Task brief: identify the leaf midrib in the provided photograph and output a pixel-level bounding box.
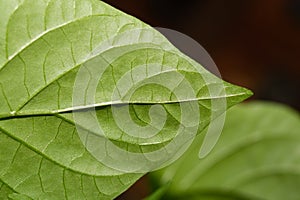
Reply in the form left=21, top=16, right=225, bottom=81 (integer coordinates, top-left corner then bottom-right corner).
left=0, top=92, right=248, bottom=121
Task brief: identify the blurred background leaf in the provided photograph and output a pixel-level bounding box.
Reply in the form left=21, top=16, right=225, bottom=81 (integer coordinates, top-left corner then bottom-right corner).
left=149, top=101, right=300, bottom=200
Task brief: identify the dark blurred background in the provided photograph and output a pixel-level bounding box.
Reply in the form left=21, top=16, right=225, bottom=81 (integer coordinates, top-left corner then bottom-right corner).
left=102, top=0, right=300, bottom=199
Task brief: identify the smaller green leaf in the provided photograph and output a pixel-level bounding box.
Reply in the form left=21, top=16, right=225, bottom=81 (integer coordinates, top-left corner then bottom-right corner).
left=150, top=101, right=300, bottom=200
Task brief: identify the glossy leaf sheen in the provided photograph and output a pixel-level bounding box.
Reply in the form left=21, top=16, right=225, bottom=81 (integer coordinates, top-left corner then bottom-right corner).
left=151, top=102, right=300, bottom=200
left=0, top=0, right=251, bottom=199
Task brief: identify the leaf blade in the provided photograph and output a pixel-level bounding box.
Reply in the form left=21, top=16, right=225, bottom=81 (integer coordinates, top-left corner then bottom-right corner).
left=0, top=0, right=252, bottom=198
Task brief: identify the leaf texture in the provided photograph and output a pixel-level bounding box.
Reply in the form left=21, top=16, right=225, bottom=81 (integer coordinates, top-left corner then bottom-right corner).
left=0, top=0, right=251, bottom=199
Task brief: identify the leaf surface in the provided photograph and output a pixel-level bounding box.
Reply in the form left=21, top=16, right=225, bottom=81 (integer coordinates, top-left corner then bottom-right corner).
left=0, top=0, right=251, bottom=199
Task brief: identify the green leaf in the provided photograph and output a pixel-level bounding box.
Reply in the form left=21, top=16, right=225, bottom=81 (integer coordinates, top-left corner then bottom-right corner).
left=150, top=102, right=300, bottom=200
left=0, top=0, right=251, bottom=199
